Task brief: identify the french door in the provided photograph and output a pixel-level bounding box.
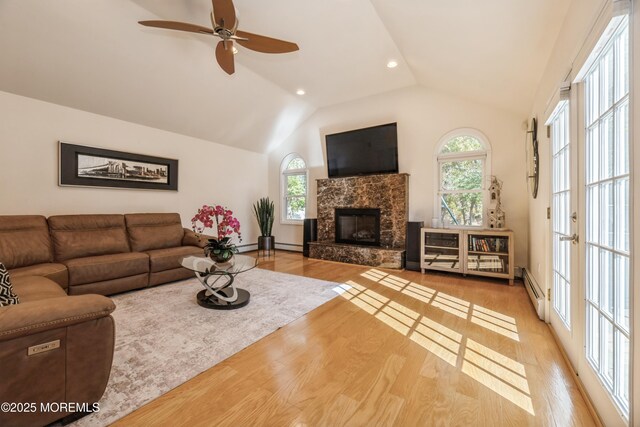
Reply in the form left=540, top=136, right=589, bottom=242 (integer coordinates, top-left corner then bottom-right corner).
left=548, top=14, right=631, bottom=425
left=577, top=16, right=631, bottom=423
left=549, top=99, right=581, bottom=366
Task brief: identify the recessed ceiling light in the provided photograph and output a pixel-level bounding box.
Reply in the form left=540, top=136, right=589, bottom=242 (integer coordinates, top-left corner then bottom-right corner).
left=232, top=46, right=238, bottom=55
left=387, top=60, right=398, bottom=69
left=296, top=89, right=306, bottom=96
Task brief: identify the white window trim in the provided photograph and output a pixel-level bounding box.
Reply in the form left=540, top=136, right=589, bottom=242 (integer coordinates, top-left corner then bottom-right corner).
left=433, top=128, right=492, bottom=229
left=280, top=153, right=308, bottom=225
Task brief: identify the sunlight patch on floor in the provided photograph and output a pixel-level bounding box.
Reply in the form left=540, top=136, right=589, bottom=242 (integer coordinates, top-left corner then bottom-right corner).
left=431, top=294, right=469, bottom=319
left=357, top=269, right=521, bottom=341
left=401, top=283, right=436, bottom=304
left=474, top=305, right=517, bottom=323
left=375, top=302, right=420, bottom=335
left=471, top=305, right=520, bottom=341
left=360, top=268, right=520, bottom=342
left=466, top=338, right=526, bottom=377
left=335, top=270, right=534, bottom=416
left=462, top=339, right=534, bottom=415
left=410, top=317, right=461, bottom=366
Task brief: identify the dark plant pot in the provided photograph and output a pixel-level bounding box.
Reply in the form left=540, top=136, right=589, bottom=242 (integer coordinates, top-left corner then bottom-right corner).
left=207, top=249, right=235, bottom=263
left=258, top=236, right=275, bottom=251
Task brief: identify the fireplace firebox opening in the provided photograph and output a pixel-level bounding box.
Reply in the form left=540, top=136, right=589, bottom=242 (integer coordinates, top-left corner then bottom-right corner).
left=335, top=208, right=381, bottom=246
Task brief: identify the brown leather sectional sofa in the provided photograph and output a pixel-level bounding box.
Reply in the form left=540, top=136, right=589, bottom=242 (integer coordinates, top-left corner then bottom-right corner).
left=0, top=213, right=205, bottom=426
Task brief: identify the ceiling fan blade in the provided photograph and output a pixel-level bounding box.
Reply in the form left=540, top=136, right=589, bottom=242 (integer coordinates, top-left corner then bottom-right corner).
left=139, top=20, right=213, bottom=35
left=215, top=40, right=235, bottom=75
left=212, top=0, right=236, bottom=29
left=234, top=30, right=299, bottom=54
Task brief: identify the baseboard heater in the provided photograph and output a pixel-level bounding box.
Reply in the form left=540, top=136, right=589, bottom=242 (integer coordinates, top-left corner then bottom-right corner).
left=523, top=269, right=545, bottom=320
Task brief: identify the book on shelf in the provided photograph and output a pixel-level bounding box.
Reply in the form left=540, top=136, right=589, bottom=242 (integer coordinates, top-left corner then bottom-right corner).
left=477, top=259, right=505, bottom=272
left=470, top=236, right=507, bottom=253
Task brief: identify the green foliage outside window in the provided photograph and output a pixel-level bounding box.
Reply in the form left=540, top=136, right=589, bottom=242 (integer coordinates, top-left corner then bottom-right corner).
left=283, top=155, right=307, bottom=221
left=287, top=157, right=306, bottom=170
left=439, top=136, right=485, bottom=226
left=441, top=136, right=483, bottom=153
left=441, top=193, right=483, bottom=226
left=441, top=159, right=483, bottom=191
left=286, top=174, right=306, bottom=219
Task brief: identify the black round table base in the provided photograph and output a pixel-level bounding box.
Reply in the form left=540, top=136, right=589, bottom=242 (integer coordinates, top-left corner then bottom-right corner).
left=196, top=288, right=250, bottom=310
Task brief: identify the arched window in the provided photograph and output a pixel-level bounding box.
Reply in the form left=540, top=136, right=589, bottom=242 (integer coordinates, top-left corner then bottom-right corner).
left=281, top=153, right=308, bottom=223
left=435, top=129, right=491, bottom=227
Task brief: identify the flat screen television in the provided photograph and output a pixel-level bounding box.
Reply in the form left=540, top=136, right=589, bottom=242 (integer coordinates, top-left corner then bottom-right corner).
left=325, top=122, right=398, bottom=178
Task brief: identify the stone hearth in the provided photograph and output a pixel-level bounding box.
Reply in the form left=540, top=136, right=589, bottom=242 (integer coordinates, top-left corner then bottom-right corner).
left=308, top=242, right=404, bottom=269
left=309, top=173, right=408, bottom=269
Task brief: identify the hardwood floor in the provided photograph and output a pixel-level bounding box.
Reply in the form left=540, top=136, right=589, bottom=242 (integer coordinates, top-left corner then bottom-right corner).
left=115, top=251, right=596, bottom=426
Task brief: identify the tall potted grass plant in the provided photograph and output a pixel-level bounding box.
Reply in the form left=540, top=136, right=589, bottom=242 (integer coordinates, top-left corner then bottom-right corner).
left=253, top=197, right=275, bottom=253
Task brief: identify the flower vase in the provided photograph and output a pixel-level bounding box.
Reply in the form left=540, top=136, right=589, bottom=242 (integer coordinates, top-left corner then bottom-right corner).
left=209, top=248, right=235, bottom=264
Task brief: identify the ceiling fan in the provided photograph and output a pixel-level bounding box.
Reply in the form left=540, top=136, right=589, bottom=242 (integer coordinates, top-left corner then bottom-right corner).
left=139, top=0, right=299, bottom=75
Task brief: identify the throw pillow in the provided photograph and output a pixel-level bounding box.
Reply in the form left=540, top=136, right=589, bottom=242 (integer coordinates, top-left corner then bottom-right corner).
left=0, top=262, right=20, bottom=306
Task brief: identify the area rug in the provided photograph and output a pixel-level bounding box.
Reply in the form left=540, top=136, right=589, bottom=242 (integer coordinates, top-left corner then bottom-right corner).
left=72, top=268, right=340, bottom=426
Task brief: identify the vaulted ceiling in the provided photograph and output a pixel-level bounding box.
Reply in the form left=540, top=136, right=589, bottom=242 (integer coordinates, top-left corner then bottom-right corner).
left=0, top=0, right=571, bottom=153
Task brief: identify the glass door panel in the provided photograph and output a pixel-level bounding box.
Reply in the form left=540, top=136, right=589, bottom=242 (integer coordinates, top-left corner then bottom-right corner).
left=422, top=230, right=462, bottom=273
left=580, top=17, right=630, bottom=420
left=550, top=103, right=573, bottom=330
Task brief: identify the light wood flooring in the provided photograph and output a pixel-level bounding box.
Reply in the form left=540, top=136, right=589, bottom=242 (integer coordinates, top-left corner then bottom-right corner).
left=116, top=251, right=596, bottom=426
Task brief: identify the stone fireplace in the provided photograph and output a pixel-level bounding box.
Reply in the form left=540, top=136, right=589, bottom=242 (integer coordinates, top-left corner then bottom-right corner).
left=308, top=173, right=408, bottom=269
left=335, top=208, right=380, bottom=246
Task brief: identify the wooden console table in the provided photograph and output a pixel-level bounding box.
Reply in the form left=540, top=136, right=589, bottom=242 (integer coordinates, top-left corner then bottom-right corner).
left=420, top=228, right=515, bottom=285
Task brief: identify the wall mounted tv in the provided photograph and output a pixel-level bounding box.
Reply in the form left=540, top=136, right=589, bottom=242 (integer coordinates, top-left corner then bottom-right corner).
left=325, top=122, right=398, bottom=178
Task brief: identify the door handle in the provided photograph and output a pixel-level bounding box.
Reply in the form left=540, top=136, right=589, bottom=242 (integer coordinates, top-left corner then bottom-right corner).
left=559, top=234, right=579, bottom=244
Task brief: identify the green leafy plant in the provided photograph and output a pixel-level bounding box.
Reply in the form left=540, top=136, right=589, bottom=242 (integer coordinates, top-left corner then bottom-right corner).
left=253, top=197, right=274, bottom=237
left=203, top=236, right=237, bottom=263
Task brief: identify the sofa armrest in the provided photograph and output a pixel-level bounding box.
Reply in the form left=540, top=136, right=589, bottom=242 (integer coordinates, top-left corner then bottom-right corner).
left=182, top=228, right=215, bottom=248
left=0, top=295, right=115, bottom=341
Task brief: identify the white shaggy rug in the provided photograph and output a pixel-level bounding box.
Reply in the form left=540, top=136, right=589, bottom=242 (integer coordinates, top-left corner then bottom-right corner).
left=73, top=268, right=340, bottom=426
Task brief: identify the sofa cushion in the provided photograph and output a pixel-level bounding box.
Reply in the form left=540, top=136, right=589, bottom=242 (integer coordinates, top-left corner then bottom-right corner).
left=48, top=215, right=130, bottom=262
left=147, top=246, right=203, bottom=273
left=125, top=213, right=185, bottom=252
left=64, top=252, right=149, bottom=286
left=11, top=275, right=66, bottom=303
left=0, top=263, right=19, bottom=306
left=9, top=263, right=68, bottom=290
left=149, top=268, right=195, bottom=287
left=182, top=228, right=208, bottom=248
left=0, top=216, right=53, bottom=269
left=68, top=274, right=148, bottom=296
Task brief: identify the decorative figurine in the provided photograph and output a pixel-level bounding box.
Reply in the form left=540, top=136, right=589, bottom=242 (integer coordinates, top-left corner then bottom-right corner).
left=488, top=176, right=506, bottom=229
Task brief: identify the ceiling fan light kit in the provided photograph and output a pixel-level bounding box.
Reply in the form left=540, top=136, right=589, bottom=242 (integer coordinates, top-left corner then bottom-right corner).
left=138, top=0, right=299, bottom=75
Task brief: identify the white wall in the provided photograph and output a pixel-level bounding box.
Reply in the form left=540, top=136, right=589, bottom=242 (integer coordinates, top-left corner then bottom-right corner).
left=527, top=0, right=606, bottom=288
left=0, top=91, right=266, bottom=245
left=268, top=85, right=530, bottom=267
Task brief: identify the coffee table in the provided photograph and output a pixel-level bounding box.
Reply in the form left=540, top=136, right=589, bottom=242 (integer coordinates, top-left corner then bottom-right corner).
left=180, top=254, right=257, bottom=310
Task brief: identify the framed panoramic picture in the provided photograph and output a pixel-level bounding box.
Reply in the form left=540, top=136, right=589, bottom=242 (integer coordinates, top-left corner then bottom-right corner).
left=59, top=142, right=178, bottom=191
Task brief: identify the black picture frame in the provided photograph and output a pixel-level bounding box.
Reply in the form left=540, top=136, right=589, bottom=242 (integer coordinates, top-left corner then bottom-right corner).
left=59, top=142, right=178, bottom=191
